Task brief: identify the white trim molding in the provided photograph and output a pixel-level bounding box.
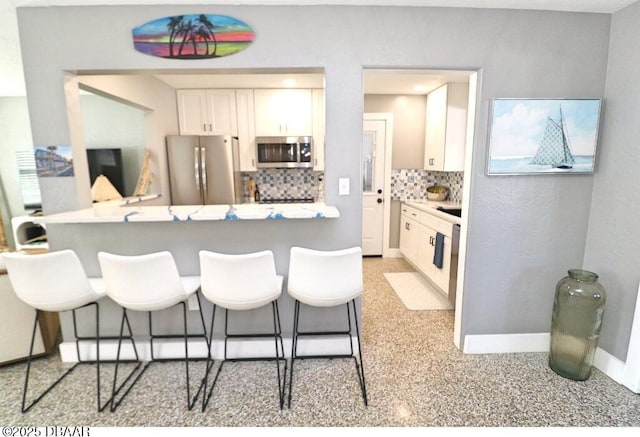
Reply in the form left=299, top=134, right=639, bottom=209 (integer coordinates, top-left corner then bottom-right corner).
left=621, top=282, right=640, bottom=393
left=463, top=332, right=550, bottom=354
left=462, top=332, right=635, bottom=392
left=59, top=336, right=359, bottom=362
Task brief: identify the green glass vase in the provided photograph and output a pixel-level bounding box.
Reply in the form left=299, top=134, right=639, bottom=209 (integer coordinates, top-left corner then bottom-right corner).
left=549, top=269, right=606, bottom=381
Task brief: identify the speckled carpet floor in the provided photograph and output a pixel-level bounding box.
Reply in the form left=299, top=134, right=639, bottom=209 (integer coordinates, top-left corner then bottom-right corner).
left=1, top=257, right=639, bottom=429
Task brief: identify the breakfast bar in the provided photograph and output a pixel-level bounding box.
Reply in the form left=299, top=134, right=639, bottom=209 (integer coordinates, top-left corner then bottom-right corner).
left=33, top=201, right=353, bottom=363
left=37, top=202, right=340, bottom=223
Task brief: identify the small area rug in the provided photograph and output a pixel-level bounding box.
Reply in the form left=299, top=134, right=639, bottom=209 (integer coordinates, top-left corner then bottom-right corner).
left=383, top=271, right=453, bottom=310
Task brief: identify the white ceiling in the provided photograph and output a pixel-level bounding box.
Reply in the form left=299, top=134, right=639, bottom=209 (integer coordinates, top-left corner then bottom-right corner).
left=1, top=0, right=637, bottom=96
left=7, top=0, right=638, bottom=13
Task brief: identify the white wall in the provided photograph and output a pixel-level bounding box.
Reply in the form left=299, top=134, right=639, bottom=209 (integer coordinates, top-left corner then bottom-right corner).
left=80, top=93, right=146, bottom=197
left=583, top=0, right=640, bottom=360
left=16, top=5, right=612, bottom=352
left=0, top=97, right=33, bottom=230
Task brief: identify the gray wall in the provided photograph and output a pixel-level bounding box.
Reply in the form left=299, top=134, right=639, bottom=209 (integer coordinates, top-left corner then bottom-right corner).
left=17, top=6, right=614, bottom=351
left=364, top=94, right=426, bottom=169
left=583, top=1, right=640, bottom=360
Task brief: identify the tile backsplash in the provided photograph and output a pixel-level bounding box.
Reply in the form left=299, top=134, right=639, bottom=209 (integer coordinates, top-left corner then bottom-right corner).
left=391, top=169, right=463, bottom=203
left=242, top=169, right=323, bottom=201
left=241, top=168, right=463, bottom=203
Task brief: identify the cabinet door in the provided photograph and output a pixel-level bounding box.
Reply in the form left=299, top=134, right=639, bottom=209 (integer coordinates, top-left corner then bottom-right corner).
left=177, top=89, right=209, bottom=135
left=399, top=216, right=419, bottom=265
left=399, top=208, right=420, bottom=265
left=424, top=83, right=468, bottom=172
left=1, top=274, right=46, bottom=364
left=429, top=233, right=452, bottom=294
left=424, top=84, right=447, bottom=170
left=177, top=89, right=238, bottom=136
left=236, top=89, right=257, bottom=172
left=205, top=89, right=238, bottom=136
left=254, top=89, right=313, bottom=136
left=312, top=88, right=325, bottom=171
left=417, top=225, right=435, bottom=277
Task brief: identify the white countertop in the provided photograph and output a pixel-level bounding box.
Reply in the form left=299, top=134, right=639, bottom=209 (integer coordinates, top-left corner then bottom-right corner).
left=403, top=200, right=462, bottom=225
left=33, top=202, right=340, bottom=224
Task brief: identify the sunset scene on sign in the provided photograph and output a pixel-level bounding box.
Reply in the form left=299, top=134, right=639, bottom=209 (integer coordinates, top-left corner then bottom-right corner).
left=132, top=14, right=255, bottom=59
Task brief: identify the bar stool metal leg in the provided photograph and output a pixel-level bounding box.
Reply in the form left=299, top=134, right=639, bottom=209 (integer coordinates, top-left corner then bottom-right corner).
left=22, top=310, right=78, bottom=413
left=109, top=308, right=146, bottom=412
left=21, top=302, right=118, bottom=413
left=287, top=299, right=368, bottom=408
left=202, top=302, right=287, bottom=411
left=350, top=299, right=368, bottom=406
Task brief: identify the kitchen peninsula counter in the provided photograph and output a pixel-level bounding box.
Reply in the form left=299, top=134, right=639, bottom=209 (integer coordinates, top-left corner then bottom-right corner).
left=37, top=199, right=347, bottom=362
left=34, top=202, right=340, bottom=224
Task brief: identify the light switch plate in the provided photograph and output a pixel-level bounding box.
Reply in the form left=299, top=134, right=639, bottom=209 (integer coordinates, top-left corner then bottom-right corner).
left=339, top=178, right=350, bottom=195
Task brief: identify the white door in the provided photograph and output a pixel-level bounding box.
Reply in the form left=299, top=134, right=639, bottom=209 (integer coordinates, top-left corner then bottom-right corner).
left=362, top=119, right=386, bottom=255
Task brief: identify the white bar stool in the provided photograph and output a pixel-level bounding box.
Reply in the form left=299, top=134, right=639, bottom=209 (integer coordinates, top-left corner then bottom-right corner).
left=97, top=250, right=209, bottom=412
left=286, top=246, right=368, bottom=407
left=2, top=249, right=132, bottom=413
left=198, top=249, right=286, bottom=411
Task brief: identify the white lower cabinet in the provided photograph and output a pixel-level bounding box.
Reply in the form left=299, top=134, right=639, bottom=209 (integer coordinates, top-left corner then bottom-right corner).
left=417, top=223, right=452, bottom=293
left=399, top=204, right=420, bottom=265
left=400, top=202, right=455, bottom=296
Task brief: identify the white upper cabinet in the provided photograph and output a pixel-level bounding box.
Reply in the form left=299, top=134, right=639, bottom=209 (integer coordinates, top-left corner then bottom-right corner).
left=175, top=87, right=323, bottom=172
left=235, top=89, right=257, bottom=172
left=253, top=89, right=313, bottom=137
left=177, top=89, right=238, bottom=136
left=424, top=83, right=468, bottom=172
left=312, top=88, right=325, bottom=171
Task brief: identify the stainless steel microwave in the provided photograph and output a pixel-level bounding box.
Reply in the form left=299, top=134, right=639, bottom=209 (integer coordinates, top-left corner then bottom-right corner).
left=256, top=136, right=313, bottom=169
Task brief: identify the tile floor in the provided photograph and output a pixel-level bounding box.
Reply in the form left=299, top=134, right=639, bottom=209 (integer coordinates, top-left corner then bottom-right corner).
left=0, top=257, right=639, bottom=429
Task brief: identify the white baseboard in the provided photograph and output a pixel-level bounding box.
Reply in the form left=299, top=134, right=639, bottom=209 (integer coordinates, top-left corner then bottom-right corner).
left=594, top=346, right=626, bottom=385
left=59, top=336, right=359, bottom=362
left=463, top=333, right=550, bottom=354
left=58, top=331, right=637, bottom=394
left=463, top=332, right=633, bottom=391
left=384, top=248, right=403, bottom=258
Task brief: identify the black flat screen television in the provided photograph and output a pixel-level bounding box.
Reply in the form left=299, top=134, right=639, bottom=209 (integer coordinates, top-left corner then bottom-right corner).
left=86, top=148, right=125, bottom=197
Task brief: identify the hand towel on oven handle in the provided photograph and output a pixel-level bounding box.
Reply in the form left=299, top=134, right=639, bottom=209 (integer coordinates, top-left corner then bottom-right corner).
left=433, top=232, right=445, bottom=269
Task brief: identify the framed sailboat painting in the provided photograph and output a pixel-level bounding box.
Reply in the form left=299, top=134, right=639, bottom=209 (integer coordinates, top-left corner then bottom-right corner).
left=487, top=98, right=602, bottom=175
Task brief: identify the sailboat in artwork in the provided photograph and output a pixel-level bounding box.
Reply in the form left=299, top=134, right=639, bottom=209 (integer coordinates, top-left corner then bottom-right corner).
left=530, top=106, right=575, bottom=169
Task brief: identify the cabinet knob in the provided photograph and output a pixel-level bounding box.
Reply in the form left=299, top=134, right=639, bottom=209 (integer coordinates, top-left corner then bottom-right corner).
left=377, top=189, right=382, bottom=194
left=377, top=198, right=383, bottom=204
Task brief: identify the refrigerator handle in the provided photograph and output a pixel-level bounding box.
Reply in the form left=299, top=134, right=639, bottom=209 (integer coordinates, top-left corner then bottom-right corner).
left=201, top=146, right=208, bottom=197
left=194, top=146, right=200, bottom=190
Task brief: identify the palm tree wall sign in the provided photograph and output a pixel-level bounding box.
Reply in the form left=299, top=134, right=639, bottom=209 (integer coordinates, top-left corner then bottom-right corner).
left=132, top=14, right=254, bottom=59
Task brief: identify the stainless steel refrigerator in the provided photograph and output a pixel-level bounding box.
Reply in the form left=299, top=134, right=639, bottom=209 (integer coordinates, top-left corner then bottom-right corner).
left=166, top=135, right=242, bottom=205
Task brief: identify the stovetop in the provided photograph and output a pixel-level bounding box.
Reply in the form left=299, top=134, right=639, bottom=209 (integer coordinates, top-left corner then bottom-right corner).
left=259, top=198, right=315, bottom=204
